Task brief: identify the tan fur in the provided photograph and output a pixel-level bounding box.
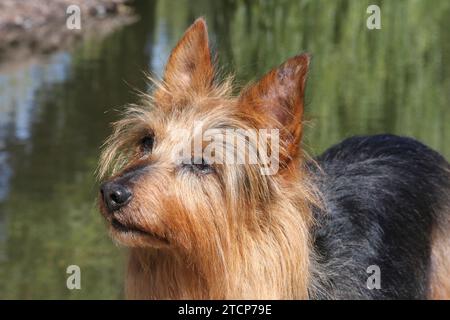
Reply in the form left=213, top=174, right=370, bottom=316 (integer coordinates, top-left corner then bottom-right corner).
left=99, top=18, right=321, bottom=299
left=429, top=211, right=450, bottom=300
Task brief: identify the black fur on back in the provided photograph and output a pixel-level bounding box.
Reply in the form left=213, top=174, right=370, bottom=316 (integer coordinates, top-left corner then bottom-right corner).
left=310, top=134, right=450, bottom=299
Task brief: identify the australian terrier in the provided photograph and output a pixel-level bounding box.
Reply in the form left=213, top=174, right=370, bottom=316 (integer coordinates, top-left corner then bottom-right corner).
left=98, top=18, right=450, bottom=299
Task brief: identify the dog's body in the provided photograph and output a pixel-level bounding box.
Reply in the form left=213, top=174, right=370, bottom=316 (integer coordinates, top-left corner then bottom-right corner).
left=311, top=134, right=450, bottom=299
left=98, top=18, right=450, bottom=299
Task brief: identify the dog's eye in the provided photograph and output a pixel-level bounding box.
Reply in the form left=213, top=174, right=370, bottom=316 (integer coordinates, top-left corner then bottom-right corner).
left=183, top=158, right=215, bottom=175
left=140, top=135, right=154, bottom=154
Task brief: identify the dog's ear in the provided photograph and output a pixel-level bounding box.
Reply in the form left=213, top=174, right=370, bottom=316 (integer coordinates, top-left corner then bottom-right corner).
left=160, top=18, right=214, bottom=96
left=238, top=54, right=310, bottom=160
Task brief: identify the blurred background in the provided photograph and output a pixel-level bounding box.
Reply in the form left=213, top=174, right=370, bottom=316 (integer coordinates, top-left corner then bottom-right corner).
left=0, top=0, right=449, bottom=299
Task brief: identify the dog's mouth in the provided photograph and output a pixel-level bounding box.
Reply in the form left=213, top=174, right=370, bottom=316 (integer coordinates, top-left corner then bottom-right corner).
left=110, top=218, right=169, bottom=246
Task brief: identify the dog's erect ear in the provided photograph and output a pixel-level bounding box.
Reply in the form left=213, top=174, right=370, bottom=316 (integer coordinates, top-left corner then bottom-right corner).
left=238, top=54, right=310, bottom=159
left=161, top=18, right=214, bottom=95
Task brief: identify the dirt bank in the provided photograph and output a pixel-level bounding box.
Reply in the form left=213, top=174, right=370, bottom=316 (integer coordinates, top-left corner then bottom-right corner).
left=0, top=0, right=136, bottom=70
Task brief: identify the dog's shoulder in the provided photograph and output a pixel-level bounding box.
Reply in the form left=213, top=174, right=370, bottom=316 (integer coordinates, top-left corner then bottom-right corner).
left=314, top=134, right=449, bottom=210
left=310, top=134, right=450, bottom=299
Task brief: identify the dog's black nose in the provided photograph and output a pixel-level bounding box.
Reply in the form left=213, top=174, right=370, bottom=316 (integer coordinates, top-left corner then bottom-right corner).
left=100, top=182, right=132, bottom=212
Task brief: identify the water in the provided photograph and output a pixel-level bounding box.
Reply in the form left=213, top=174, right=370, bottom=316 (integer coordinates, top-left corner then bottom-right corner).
left=0, top=0, right=449, bottom=299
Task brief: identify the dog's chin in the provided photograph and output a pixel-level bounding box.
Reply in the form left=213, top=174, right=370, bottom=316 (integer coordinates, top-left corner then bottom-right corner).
left=108, top=218, right=170, bottom=249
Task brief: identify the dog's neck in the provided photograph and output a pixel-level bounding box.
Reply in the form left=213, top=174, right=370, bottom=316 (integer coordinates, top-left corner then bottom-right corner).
left=125, top=195, right=315, bottom=299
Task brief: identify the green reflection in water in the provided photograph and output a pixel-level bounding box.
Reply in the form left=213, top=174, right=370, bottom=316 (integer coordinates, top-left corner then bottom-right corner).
left=0, top=0, right=449, bottom=299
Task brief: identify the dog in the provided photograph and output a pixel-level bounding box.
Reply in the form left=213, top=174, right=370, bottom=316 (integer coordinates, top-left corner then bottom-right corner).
left=98, top=18, right=450, bottom=299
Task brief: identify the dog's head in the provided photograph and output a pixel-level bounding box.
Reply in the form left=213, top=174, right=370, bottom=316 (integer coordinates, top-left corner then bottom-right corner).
left=98, top=18, right=311, bottom=255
